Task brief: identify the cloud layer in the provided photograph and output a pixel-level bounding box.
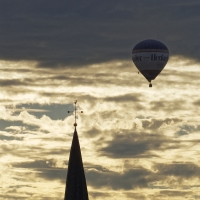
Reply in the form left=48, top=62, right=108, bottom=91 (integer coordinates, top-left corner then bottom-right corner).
left=1, top=0, right=200, bottom=67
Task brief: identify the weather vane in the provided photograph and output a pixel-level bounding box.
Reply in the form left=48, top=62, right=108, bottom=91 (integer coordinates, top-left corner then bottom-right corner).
left=68, top=100, right=83, bottom=127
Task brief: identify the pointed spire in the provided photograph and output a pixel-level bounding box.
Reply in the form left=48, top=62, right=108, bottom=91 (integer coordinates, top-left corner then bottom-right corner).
left=64, top=127, right=89, bottom=200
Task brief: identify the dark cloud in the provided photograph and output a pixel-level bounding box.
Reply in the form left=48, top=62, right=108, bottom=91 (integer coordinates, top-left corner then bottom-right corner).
left=150, top=99, right=186, bottom=112
left=50, top=71, right=139, bottom=87
left=12, top=159, right=67, bottom=182
left=84, top=127, right=102, bottom=138
left=147, top=190, right=195, bottom=200
left=13, top=159, right=57, bottom=169
left=100, top=132, right=183, bottom=158
left=86, top=167, right=156, bottom=190
left=141, top=118, right=182, bottom=130
left=0, top=143, right=36, bottom=157
left=100, top=128, right=200, bottom=159
left=141, top=119, right=160, bottom=130
left=0, top=134, right=22, bottom=141
left=175, top=124, right=200, bottom=137
left=12, top=159, right=155, bottom=190
left=0, top=195, right=27, bottom=200
left=159, top=190, right=192, bottom=197
left=10, top=159, right=200, bottom=196
left=89, top=191, right=111, bottom=198
left=125, top=192, right=147, bottom=200
left=99, top=125, right=200, bottom=159
left=87, top=162, right=200, bottom=191
left=0, top=79, right=28, bottom=87
left=104, top=93, right=140, bottom=102
left=155, top=163, right=200, bottom=179
left=193, top=99, right=200, bottom=106
left=0, top=142, right=69, bottom=158
left=1, top=0, right=200, bottom=67
left=37, top=168, right=66, bottom=182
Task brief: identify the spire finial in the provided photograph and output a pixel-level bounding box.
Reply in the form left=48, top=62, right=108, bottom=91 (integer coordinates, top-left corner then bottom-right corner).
left=68, top=100, right=83, bottom=127
left=74, top=100, right=77, bottom=127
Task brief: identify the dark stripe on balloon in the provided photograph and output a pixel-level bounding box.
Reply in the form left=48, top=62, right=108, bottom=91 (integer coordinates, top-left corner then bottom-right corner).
left=132, top=49, right=169, bottom=53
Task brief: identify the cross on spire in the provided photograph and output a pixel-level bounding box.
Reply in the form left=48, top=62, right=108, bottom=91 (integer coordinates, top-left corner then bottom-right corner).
left=68, top=100, right=83, bottom=127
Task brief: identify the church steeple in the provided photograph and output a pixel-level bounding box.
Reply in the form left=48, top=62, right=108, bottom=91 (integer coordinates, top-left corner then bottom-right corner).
left=64, top=101, right=89, bottom=200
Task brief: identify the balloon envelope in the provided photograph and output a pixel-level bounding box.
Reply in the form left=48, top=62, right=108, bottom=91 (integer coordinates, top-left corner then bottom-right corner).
left=132, top=39, right=169, bottom=83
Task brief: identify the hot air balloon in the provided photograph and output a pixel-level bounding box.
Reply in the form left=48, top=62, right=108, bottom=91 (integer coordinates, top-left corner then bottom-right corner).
left=132, top=39, right=169, bottom=87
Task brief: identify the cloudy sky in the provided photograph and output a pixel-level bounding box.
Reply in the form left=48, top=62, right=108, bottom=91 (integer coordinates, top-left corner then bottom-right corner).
left=1, top=0, right=200, bottom=199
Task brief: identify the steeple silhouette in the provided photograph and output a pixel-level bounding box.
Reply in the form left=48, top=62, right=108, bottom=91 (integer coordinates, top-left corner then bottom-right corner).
left=64, top=101, right=89, bottom=200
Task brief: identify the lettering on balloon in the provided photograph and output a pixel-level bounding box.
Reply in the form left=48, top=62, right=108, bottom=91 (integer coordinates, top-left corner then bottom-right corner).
left=132, top=55, right=142, bottom=61
left=132, top=54, right=168, bottom=62
left=151, top=54, right=168, bottom=61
